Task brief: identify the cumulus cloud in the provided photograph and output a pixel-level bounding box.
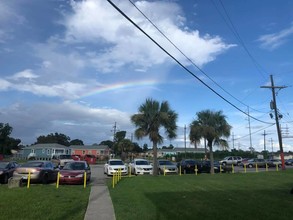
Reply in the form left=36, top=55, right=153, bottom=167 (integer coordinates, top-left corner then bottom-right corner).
left=8, top=69, right=39, bottom=81
left=62, top=0, right=234, bottom=72
left=258, top=22, right=293, bottom=50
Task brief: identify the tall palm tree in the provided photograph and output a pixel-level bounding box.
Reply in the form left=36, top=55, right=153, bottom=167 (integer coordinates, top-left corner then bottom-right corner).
left=189, top=110, right=231, bottom=174
left=131, top=98, right=178, bottom=176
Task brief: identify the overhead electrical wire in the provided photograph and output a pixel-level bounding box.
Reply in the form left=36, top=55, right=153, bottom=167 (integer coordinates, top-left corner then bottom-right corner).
left=128, top=0, right=270, bottom=116
left=106, top=0, right=273, bottom=125
left=212, top=0, right=269, bottom=80
left=234, top=123, right=275, bottom=141
left=127, top=0, right=253, bottom=112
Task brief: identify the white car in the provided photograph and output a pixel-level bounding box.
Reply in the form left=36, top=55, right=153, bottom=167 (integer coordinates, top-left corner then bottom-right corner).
left=129, top=159, right=153, bottom=175
left=104, top=159, right=128, bottom=176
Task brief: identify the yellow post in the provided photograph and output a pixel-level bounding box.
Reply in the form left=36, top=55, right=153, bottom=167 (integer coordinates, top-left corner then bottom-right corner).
left=179, top=166, right=181, bottom=176
left=256, top=163, right=258, bottom=172
left=266, top=163, right=268, bottom=172
left=164, top=166, right=166, bottom=176
left=195, top=165, right=198, bottom=176
left=56, top=172, right=60, bottom=189
left=112, top=173, right=115, bottom=188
left=84, top=172, right=87, bottom=188
left=232, top=164, right=234, bottom=174
left=276, top=164, right=278, bottom=171
left=129, top=165, right=131, bottom=177
left=114, top=172, right=117, bottom=185
left=119, top=168, right=121, bottom=181
left=27, top=171, right=31, bottom=189
left=244, top=164, right=246, bottom=173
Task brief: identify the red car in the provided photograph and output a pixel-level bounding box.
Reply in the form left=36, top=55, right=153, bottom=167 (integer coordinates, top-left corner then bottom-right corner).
left=59, top=161, right=91, bottom=185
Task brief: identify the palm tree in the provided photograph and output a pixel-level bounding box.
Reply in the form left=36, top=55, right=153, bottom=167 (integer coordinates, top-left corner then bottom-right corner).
left=131, top=98, right=178, bottom=176
left=189, top=110, right=231, bottom=174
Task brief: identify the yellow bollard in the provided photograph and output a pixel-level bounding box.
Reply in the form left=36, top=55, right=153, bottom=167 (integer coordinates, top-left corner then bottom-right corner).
left=119, top=168, right=121, bottom=181
left=115, top=172, right=118, bottom=185
left=112, top=173, right=115, bottom=188
left=164, top=166, right=166, bottom=176
left=27, top=171, right=31, bottom=189
left=244, top=164, right=246, bottom=173
left=84, top=172, right=87, bottom=188
left=195, top=165, right=198, bottom=176
left=129, top=165, right=131, bottom=177
left=266, top=163, right=268, bottom=172
left=256, top=163, right=258, bottom=172
left=232, top=164, right=234, bottom=174
left=56, top=172, right=60, bottom=189
left=179, top=166, right=181, bottom=176
left=276, top=164, right=278, bottom=171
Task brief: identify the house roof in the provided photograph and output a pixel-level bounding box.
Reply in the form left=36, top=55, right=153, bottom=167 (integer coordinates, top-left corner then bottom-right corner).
left=69, top=145, right=109, bottom=150
left=25, top=143, right=68, bottom=149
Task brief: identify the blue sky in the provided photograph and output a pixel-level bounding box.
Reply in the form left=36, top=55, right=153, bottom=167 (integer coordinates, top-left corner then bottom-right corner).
left=0, top=0, right=293, bottom=152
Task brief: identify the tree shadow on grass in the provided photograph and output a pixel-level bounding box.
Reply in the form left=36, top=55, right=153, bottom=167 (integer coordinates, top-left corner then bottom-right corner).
left=144, top=187, right=293, bottom=220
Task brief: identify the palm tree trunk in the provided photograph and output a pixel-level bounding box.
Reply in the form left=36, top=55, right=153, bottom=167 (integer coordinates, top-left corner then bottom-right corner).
left=153, top=141, right=158, bottom=176
left=208, top=142, right=214, bottom=174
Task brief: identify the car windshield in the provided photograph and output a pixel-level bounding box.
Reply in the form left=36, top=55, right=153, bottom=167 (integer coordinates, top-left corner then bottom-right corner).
left=59, top=155, right=72, bottom=159
left=184, top=160, right=196, bottom=165
left=0, top=162, right=9, bottom=169
left=22, top=162, right=44, bottom=167
left=135, top=160, right=149, bottom=165
left=109, top=160, right=124, bottom=165
left=63, top=162, right=86, bottom=170
left=159, top=160, right=173, bottom=166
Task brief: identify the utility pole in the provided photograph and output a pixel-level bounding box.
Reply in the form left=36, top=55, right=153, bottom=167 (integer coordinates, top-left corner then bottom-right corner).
left=261, top=74, right=287, bottom=170
left=184, top=125, right=187, bottom=159
left=247, top=107, right=253, bottom=149
left=112, top=122, right=117, bottom=142
left=261, top=130, right=267, bottom=152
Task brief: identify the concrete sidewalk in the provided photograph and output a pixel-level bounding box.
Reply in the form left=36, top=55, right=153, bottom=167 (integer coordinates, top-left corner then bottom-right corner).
left=84, top=165, right=116, bottom=220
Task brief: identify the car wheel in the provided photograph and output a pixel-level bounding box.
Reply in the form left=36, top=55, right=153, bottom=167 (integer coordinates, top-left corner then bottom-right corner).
left=3, top=174, right=9, bottom=184
left=222, top=162, right=226, bottom=166
left=42, top=174, right=49, bottom=184
left=248, top=164, right=253, bottom=168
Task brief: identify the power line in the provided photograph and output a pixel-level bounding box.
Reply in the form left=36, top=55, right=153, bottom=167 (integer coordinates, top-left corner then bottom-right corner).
left=128, top=0, right=266, bottom=115
left=107, top=0, right=272, bottom=125
left=212, top=0, right=268, bottom=80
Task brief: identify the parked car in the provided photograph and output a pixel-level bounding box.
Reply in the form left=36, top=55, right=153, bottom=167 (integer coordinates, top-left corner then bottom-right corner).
left=198, top=160, right=224, bottom=173
left=59, top=161, right=91, bottom=185
left=104, top=159, right=128, bottom=176
left=51, top=154, right=74, bottom=168
left=177, top=159, right=201, bottom=174
left=83, top=154, right=97, bottom=164
left=129, top=159, right=153, bottom=175
left=157, top=159, right=178, bottom=175
left=266, top=159, right=282, bottom=168
left=219, top=156, right=242, bottom=166
left=241, top=158, right=267, bottom=168
left=285, top=159, right=293, bottom=166
left=0, top=161, right=19, bottom=184
left=13, top=161, right=58, bottom=184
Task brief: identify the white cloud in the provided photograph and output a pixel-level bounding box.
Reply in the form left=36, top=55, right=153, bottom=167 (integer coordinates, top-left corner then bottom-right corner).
left=62, top=0, right=234, bottom=72
left=8, top=69, right=39, bottom=81
left=258, top=22, right=293, bottom=50
left=0, top=101, right=132, bottom=145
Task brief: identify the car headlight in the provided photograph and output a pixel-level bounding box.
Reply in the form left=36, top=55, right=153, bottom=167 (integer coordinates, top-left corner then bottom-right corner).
left=60, top=174, right=64, bottom=178
left=109, top=167, right=113, bottom=170
left=137, top=167, right=143, bottom=170
left=0, top=171, right=3, bottom=175
left=76, top=174, right=83, bottom=178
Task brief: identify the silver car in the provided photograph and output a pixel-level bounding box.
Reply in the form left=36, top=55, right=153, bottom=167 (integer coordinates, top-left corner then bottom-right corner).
left=157, top=160, right=178, bottom=175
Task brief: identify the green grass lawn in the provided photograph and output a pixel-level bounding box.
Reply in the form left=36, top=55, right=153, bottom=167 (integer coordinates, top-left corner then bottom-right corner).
left=108, top=171, right=293, bottom=220
left=0, top=184, right=90, bottom=220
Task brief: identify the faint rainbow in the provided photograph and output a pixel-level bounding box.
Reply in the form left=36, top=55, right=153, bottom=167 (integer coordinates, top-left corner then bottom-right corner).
left=79, top=79, right=158, bottom=98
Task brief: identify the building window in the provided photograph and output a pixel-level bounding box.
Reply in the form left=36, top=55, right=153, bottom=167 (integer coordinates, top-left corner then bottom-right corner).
left=42, top=149, right=45, bottom=154
left=47, top=149, right=50, bottom=155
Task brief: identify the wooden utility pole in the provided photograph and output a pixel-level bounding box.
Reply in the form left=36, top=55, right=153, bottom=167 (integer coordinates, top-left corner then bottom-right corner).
left=261, top=75, right=287, bottom=170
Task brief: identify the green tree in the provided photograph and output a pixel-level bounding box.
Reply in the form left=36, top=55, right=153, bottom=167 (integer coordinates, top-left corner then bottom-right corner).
left=70, top=139, right=84, bottom=145
left=131, top=98, right=178, bottom=176
left=0, top=123, right=21, bottom=154
left=36, top=132, right=71, bottom=146
left=189, top=110, right=231, bottom=174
